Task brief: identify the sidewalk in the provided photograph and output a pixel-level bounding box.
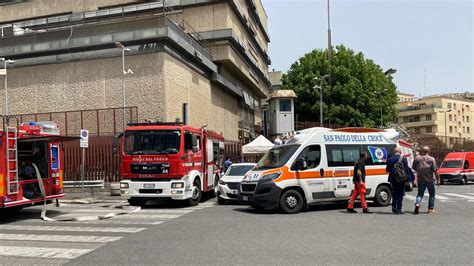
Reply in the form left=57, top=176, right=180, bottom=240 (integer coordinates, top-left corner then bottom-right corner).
left=61, top=192, right=123, bottom=204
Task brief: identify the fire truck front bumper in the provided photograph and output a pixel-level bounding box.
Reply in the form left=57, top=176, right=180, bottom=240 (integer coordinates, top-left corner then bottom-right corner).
left=120, top=179, right=192, bottom=200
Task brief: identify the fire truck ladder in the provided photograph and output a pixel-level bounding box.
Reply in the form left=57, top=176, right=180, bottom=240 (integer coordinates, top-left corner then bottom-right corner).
left=6, top=127, right=19, bottom=194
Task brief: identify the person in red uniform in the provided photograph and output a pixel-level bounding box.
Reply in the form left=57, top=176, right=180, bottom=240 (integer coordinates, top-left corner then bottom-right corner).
left=347, top=152, right=371, bottom=213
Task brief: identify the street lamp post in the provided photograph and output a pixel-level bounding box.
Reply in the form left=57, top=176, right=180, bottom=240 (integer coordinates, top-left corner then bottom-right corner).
left=313, top=75, right=329, bottom=127
left=379, top=68, right=397, bottom=128
left=115, top=42, right=133, bottom=132
left=0, top=58, right=15, bottom=129
left=439, top=109, right=452, bottom=145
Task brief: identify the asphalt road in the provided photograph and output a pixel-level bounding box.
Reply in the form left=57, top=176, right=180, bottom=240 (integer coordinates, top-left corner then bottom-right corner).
left=1, top=184, right=473, bottom=265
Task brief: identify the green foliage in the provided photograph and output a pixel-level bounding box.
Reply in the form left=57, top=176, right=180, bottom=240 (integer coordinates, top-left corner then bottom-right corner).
left=283, top=45, right=398, bottom=128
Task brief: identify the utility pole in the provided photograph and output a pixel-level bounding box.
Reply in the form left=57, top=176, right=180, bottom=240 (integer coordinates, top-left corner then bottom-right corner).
left=327, top=0, right=333, bottom=126
left=115, top=42, right=133, bottom=132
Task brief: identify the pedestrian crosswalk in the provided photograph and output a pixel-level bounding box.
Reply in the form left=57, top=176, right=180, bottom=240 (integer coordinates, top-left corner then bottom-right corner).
left=404, top=192, right=474, bottom=202
left=0, top=200, right=216, bottom=263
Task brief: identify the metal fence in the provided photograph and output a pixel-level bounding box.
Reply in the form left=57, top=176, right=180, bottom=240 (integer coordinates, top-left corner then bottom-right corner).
left=4, top=106, right=138, bottom=136
left=64, top=136, right=121, bottom=182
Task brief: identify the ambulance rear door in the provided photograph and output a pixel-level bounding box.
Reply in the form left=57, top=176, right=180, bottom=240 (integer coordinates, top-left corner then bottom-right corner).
left=326, top=144, right=360, bottom=197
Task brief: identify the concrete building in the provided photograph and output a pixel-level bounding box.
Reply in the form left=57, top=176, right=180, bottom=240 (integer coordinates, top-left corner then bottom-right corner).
left=396, top=93, right=474, bottom=145
left=0, top=0, right=271, bottom=141
left=397, top=91, right=416, bottom=102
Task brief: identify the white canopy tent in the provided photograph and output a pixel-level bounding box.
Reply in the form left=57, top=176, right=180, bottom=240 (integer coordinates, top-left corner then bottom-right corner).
left=242, top=135, right=274, bottom=154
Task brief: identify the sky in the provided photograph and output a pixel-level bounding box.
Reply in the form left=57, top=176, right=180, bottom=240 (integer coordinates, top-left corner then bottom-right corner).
left=262, top=0, right=473, bottom=97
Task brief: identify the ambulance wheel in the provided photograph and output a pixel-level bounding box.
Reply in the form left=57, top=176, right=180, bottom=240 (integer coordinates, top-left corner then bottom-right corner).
left=187, top=179, right=202, bottom=206
left=374, top=185, right=392, bottom=206
left=128, top=198, right=147, bottom=207
left=279, top=190, right=303, bottom=214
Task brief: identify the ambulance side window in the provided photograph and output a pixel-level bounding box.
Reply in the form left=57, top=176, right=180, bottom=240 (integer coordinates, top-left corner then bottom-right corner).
left=292, top=145, right=321, bottom=170
left=326, top=145, right=361, bottom=167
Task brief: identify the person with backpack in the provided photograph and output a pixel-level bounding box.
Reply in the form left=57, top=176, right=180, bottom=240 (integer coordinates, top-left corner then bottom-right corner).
left=386, top=147, right=414, bottom=214
left=347, top=152, right=371, bottom=214
left=412, top=146, right=440, bottom=214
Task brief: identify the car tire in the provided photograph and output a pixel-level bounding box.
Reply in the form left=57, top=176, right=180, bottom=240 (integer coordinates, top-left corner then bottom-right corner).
left=212, top=175, right=219, bottom=198
left=460, top=176, right=467, bottom=185
left=217, top=196, right=226, bottom=205
left=374, top=185, right=392, bottom=206
left=187, top=179, right=202, bottom=206
left=279, top=190, right=304, bottom=214
left=128, top=198, right=147, bottom=207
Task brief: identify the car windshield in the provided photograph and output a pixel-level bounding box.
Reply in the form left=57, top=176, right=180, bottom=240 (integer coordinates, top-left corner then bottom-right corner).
left=226, top=165, right=255, bottom=176
left=441, top=160, right=462, bottom=168
left=124, top=130, right=181, bottom=155
left=254, top=145, right=300, bottom=170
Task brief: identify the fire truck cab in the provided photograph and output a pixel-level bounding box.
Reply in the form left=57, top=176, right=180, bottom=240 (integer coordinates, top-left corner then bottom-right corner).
left=0, top=122, right=66, bottom=209
left=117, top=122, right=225, bottom=206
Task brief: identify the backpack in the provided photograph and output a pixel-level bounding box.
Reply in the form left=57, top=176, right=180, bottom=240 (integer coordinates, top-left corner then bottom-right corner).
left=393, top=156, right=407, bottom=183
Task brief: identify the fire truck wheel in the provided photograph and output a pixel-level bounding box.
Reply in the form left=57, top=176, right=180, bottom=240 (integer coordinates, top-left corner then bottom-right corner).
left=128, top=198, right=148, bottom=207
left=279, top=189, right=303, bottom=214
left=187, top=179, right=202, bottom=206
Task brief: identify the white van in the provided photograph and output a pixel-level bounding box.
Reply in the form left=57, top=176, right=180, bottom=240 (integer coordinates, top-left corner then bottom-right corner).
left=238, top=127, right=413, bottom=214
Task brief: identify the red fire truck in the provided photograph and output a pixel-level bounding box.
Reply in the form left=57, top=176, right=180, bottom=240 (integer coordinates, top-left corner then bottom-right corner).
left=1, top=122, right=66, bottom=210
left=116, top=122, right=225, bottom=206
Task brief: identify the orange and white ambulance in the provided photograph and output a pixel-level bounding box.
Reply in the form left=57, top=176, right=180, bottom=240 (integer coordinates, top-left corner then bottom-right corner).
left=238, top=127, right=413, bottom=214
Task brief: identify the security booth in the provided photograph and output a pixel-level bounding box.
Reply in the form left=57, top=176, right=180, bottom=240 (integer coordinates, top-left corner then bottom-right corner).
left=268, top=90, right=297, bottom=136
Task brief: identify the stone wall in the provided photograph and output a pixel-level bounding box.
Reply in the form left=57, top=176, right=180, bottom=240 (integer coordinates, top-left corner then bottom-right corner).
left=1, top=52, right=165, bottom=133
left=0, top=0, right=140, bottom=22
left=163, top=53, right=239, bottom=141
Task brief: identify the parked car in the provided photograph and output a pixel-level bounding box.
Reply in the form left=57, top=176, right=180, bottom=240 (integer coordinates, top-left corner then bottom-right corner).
left=439, top=152, right=474, bottom=185
left=217, top=163, right=256, bottom=204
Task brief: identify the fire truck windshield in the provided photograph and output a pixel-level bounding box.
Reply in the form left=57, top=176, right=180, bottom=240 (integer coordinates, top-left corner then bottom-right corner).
left=124, top=130, right=181, bottom=155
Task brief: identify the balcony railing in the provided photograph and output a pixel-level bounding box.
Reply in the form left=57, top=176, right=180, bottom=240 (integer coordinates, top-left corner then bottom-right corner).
left=398, top=103, right=442, bottom=112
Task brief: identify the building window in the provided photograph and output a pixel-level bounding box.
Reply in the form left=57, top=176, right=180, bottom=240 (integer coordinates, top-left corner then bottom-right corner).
left=449, top=114, right=452, bottom=122
left=426, top=126, right=432, bottom=133
left=454, top=103, right=457, bottom=109
left=462, top=116, right=465, bottom=122
left=279, top=99, right=292, bottom=112
left=468, top=127, right=470, bottom=134
left=425, top=114, right=432, bottom=121
left=467, top=105, right=470, bottom=111
left=449, top=126, right=453, bottom=133
left=415, top=127, right=420, bottom=134
left=454, top=115, right=457, bottom=122
left=463, top=127, right=465, bottom=133
left=447, top=103, right=452, bottom=109
left=467, top=116, right=470, bottom=123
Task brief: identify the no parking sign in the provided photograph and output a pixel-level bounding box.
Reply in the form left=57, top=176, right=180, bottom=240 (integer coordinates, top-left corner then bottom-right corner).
left=80, top=130, right=89, bottom=148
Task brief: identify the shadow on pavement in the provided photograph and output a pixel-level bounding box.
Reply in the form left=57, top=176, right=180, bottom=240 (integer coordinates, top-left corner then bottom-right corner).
left=0, top=207, right=63, bottom=224
left=142, top=192, right=216, bottom=209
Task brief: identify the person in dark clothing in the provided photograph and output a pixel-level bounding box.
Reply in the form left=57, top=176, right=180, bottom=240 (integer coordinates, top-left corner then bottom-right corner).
left=385, top=147, right=414, bottom=214
left=347, top=152, right=371, bottom=214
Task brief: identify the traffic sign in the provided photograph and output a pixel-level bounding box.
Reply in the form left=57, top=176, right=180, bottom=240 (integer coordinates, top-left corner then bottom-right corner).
left=80, top=129, right=89, bottom=148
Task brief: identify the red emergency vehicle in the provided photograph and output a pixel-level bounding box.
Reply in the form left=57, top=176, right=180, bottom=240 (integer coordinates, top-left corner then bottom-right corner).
left=1, top=122, right=66, bottom=209
left=116, top=122, right=225, bottom=206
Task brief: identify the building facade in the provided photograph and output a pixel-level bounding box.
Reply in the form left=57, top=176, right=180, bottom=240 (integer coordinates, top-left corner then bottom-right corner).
left=396, top=91, right=416, bottom=102
left=0, top=0, right=271, bottom=141
left=396, top=93, right=474, bottom=146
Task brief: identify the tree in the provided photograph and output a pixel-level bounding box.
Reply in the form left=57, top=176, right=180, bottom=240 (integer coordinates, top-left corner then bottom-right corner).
left=283, top=45, right=398, bottom=128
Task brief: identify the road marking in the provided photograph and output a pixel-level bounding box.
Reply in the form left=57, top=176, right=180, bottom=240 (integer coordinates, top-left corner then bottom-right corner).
left=115, top=214, right=182, bottom=219
left=466, top=193, right=474, bottom=196
left=404, top=195, right=416, bottom=201
left=426, top=194, right=449, bottom=200
left=0, top=233, right=121, bottom=243
left=0, top=225, right=145, bottom=233
left=443, top=193, right=474, bottom=200
left=18, top=220, right=165, bottom=225
left=0, top=246, right=92, bottom=259
left=119, top=209, right=194, bottom=214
